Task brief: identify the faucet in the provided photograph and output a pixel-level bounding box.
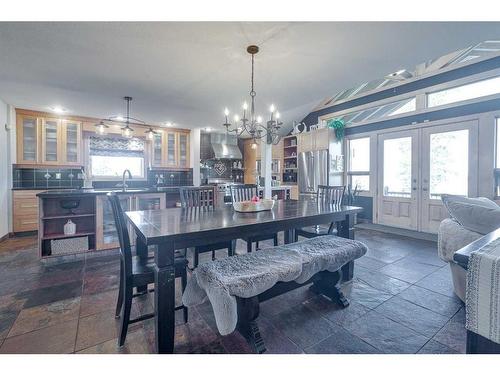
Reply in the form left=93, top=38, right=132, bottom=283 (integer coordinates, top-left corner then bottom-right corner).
left=121, top=169, right=132, bottom=192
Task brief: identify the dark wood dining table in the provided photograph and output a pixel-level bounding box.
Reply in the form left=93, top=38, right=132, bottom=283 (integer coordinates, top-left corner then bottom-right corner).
left=126, top=199, right=363, bottom=354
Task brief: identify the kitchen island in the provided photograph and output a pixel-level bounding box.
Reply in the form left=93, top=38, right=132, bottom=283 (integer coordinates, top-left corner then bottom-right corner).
left=36, top=187, right=192, bottom=259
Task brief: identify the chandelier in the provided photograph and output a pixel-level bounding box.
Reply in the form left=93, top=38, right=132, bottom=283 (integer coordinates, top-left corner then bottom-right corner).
left=222, top=45, right=282, bottom=148
left=95, top=96, right=157, bottom=139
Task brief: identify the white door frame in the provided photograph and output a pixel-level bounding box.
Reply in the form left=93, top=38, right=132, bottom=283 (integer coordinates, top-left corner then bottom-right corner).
left=375, top=119, right=479, bottom=233
left=377, top=129, right=420, bottom=230
left=419, top=120, right=479, bottom=232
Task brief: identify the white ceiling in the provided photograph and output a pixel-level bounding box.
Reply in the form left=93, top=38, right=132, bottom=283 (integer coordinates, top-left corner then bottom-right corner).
left=0, top=22, right=499, bottom=133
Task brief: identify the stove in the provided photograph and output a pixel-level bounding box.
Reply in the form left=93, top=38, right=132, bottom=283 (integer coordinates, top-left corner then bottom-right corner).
left=207, top=179, right=243, bottom=206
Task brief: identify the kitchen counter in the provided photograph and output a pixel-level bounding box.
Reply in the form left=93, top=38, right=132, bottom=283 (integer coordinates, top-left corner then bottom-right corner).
left=35, top=186, right=194, bottom=197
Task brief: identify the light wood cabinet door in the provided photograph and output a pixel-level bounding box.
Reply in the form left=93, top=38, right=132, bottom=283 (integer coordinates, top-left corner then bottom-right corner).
left=314, top=128, right=330, bottom=150
left=16, top=115, right=40, bottom=164
left=290, top=185, right=299, bottom=200
left=166, top=131, right=178, bottom=167
left=41, top=118, right=61, bottom=164
left=298, top=132, right=313, bottom=153
left=62, top=120, right=82, bottom=165
left=12, top=190, right=43, bottom=232
left=178, top=132, right=189, bottom=168
left=151, top=132, right=164, bottom=167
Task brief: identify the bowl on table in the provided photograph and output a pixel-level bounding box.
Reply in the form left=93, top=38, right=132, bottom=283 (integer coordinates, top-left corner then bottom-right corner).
left=232, top=199, right=275, bottom=213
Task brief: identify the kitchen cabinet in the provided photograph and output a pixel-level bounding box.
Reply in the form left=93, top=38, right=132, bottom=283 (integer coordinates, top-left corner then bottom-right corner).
left=290, top=185, right=299, bottom=200
left=298, top=128, right=332, bottom=152
left=96, top=193, right=165, bottom=250
left=16, top=111, right=83, bottom=166
left=12, top=190, right=43, bottom=232
left=178, top=132, right=189, bottom=168
left=16, top=114, right=39, bottom=164
left=62, top=120, right=82, bottom=165
left=150, top=130, right=190, bottom=169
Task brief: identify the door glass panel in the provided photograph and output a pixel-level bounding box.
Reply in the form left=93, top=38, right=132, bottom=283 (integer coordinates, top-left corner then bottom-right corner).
left=153, top=134, right=162, bottom=164
left=137, top=197, right=162, bottom=210
left=383, top=137, right=412, bottom=198
left=22, top=118, right=37, bottom=161
left=179, top=134, right=187, bottom=167
left=349, top=137, right=370, bottom=171
left=167, top=133, right=176, bottom=164
left=65, top=122, right=79, bottom=162
left=429, top=129, right=469, bottom=199
left=44, top=120, right=58, bottom=161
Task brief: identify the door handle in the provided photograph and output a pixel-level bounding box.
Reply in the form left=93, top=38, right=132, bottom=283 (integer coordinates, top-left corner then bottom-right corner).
left=422, top=187, right=428, bottom=191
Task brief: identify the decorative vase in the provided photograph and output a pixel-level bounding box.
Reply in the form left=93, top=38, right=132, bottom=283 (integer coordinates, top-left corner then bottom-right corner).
left=64, top=220, right=76, bottom=235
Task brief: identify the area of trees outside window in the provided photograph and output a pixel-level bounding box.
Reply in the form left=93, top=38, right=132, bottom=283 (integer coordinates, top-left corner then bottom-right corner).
left=427, top=75, right=500, bottom=108
left=90, top=155, right=145, bottom=178
left=348, top=137, right=370, bottom=191
left=429, top=130, right=469, bottom=199
left=383, top=137, right=412, bottom=198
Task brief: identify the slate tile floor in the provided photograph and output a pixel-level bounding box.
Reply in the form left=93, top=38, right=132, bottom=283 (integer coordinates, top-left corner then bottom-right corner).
left=0, top=229, right=466, bottom=354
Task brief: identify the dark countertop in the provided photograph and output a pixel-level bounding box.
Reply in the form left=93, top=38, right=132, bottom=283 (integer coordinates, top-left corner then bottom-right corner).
left=35, top=186, right=194, bottom=198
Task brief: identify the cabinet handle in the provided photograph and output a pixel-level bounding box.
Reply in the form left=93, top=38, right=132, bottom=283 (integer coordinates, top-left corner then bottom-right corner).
left=21, top=220, right=38, bottom=224
left=20, top=204, right=37, bottom=208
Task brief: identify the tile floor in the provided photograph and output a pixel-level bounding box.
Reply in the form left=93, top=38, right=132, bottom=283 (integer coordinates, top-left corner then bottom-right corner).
left=0, top=229, right=466, bottom=354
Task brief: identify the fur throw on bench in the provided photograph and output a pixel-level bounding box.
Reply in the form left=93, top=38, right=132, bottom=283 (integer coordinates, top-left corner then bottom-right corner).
left=182, top=235, right=368, bottom=335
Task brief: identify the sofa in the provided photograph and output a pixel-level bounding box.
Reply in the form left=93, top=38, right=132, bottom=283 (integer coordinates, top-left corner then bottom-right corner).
left=437, top=195, right=500, bottom=302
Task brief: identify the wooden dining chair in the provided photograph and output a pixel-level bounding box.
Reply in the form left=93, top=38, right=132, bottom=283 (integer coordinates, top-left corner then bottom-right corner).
left=179, top=187, right=234, bottom=268
left=107, top=192, right=188, bottom=347
left=230, top=184, right=279, bottom=252
left=295, top=185, right=346, bottom=241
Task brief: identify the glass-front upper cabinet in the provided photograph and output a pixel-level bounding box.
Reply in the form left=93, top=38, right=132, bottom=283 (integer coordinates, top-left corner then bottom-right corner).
left=41, top=118, right=59, bottom=163
left=152, top=132, right=163, bottom=167
left=62, top=120, right=82, bottom=165
left=167, top=132, right=177, bottom=166
left=16, top=115, right=39, bottom=164
left=178, top=133, right=189, bottom=168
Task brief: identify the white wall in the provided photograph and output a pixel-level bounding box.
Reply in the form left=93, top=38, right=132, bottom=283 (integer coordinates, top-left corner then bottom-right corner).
left=0, top=99, right=11, bottom=238
left=190, top=128, right=201, bottom=186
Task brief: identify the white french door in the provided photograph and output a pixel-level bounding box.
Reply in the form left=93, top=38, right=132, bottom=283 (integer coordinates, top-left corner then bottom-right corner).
left=377, top=130, right=420, bottom=230
left=377, top=120, right=478, bottom=233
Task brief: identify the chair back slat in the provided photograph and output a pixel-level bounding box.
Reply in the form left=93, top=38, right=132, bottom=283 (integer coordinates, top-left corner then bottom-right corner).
left=180, top=187, right=216, bottom=208
left=230, top=184, right=258, bottom=203
left=107, top=192, right=133, bottom=278
left=317, top=185, right=345, bottom=206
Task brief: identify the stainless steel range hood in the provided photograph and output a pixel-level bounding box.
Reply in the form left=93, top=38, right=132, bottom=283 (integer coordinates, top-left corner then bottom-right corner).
left=210, top=133, right=242, bottom=159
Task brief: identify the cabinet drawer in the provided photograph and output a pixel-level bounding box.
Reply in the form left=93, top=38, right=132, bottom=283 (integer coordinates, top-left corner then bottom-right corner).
left=13, top=214, right=38, bottom=232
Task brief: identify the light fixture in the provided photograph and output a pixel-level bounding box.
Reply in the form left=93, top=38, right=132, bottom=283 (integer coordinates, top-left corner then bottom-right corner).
left=205, top=127, right=212, bottom=132
left=94, top=121, right=109, bottom=135
left=222, top=45, right=282, bottom=145
left=165, top=121, right=173, bottom=127
left=50, top=106, right=66, bottom=114
left=145, top=127, right=158, bottom=140
left=94, top=96, right=147, bottom=138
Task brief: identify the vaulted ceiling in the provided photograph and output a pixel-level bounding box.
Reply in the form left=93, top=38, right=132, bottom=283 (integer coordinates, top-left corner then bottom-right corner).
left=0, top=22, right=498, bottom=133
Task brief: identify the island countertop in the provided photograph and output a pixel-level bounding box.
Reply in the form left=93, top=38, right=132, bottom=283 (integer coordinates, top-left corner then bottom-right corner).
left=36, top=186, right=194, bottom=197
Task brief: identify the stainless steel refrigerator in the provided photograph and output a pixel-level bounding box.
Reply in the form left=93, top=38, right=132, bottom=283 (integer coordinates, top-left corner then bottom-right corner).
left=298, top=150, right=329, bottom=198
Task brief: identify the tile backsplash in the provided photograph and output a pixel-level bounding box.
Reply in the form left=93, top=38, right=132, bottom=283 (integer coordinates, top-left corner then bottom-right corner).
left=147, top=168, right=193, bottom=187
left=13, top=167, right=84, bottom=189
left=13, top=167, right=194, bottom=190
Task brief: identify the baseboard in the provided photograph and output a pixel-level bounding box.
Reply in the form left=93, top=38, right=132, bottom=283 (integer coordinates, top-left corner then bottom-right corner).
left=355, top=222, right=438, bottom=242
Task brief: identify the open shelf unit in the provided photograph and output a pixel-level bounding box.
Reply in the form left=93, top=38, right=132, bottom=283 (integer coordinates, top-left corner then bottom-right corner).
left=283, top=135, right=298, bottom=184
left=38, top=196, right=96, bottom=258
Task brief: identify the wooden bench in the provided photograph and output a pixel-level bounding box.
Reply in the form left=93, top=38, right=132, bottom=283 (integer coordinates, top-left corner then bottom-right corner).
left=183, top=235, right=368, bottom=353
left=236, top=268, right=348, bottom=353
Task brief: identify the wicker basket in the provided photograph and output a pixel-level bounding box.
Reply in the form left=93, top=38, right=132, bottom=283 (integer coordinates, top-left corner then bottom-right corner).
left=51, top=236, right=89, bottom=256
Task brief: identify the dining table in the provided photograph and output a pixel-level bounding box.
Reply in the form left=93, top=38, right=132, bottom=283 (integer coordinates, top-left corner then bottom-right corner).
left=126, top=198, right=363, bottom=354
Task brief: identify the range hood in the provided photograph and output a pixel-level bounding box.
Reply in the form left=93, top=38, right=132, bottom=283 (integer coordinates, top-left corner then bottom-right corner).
left=210, top=133, right=242, bottom=159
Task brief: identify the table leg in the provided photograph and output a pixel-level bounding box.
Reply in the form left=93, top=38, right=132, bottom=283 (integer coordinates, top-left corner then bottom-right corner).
left=284, top=229, right=295, bottom=244
left=136, top=236, right=149, bottom=294
left=153, top=241, right=176, bottom=354
left=337, top=214, right=355, bottom=282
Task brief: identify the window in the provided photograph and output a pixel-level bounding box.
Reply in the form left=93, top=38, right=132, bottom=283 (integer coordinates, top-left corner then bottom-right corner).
left=336, top=97, right=416, bottom=126
left=496, top=118, right=500, bottom=168
left=347, top=137, right=370, bottom=191
left=89, top=136, right=145, bottom=179
left=427, top=75, right=500, bottom=108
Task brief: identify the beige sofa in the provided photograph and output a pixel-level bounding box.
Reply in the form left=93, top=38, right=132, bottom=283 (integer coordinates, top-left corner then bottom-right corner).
left=437, top=218, right=482, bottom=302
